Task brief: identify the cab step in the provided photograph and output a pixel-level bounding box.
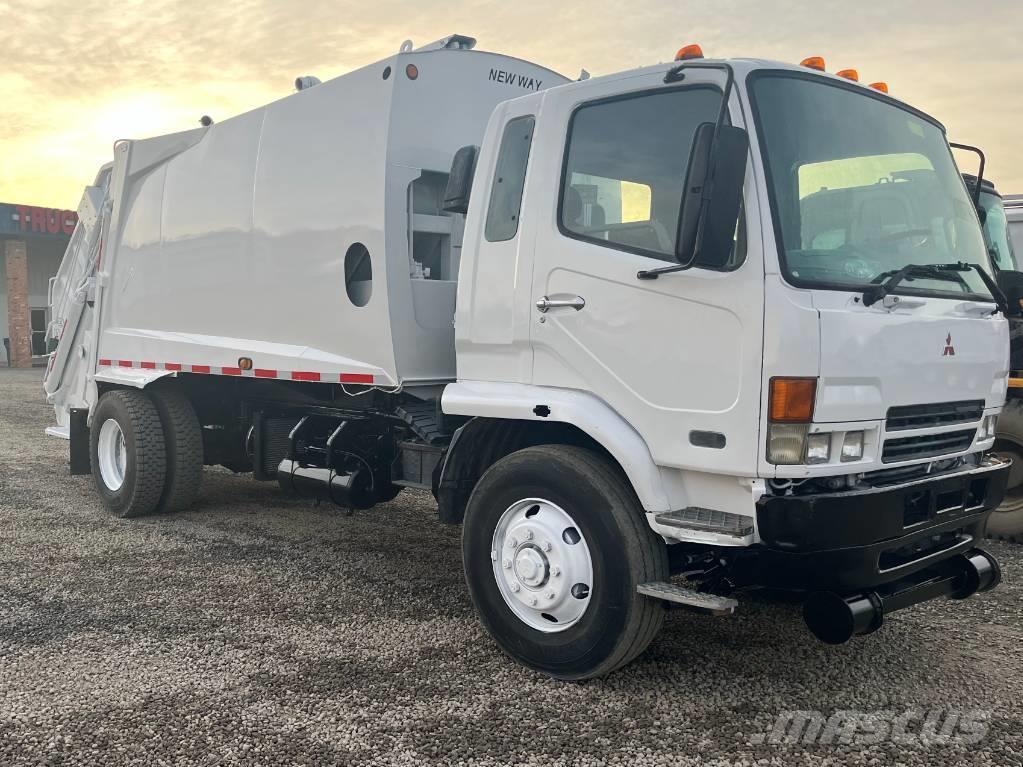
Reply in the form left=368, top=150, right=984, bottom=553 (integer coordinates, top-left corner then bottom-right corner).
left=654, top=507, right=754, bottom=538
left=637, top=581, right=738, bottom=615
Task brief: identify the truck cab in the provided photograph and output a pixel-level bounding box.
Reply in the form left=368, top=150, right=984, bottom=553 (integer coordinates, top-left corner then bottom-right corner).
left=447, top=54, right=1008, bottom=655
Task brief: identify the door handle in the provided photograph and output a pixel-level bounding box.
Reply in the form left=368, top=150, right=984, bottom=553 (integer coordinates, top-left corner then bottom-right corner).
left=536, top=295, right=586, bottom=313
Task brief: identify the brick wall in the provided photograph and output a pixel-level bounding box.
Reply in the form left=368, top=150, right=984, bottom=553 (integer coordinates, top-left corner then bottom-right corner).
left=5, top=239, right=31, bottom=368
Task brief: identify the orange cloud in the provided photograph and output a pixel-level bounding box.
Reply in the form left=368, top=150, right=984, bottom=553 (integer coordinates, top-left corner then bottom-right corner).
left=1, top=0, right=1020, bottom=206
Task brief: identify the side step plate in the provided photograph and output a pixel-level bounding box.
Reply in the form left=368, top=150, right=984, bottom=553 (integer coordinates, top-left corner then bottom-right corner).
left=637, top=581, right=738, bottom=615
left=654, top=507, right=754, bottom=538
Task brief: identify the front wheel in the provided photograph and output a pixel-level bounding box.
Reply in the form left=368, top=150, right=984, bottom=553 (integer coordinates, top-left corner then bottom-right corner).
left=462, top=445, right=668, bottom=680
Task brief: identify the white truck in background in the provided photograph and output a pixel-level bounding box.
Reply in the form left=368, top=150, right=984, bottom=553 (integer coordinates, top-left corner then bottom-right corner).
left=1006, top=195, right=1023, bottom=249
left=44, top=36, right=1011, bottom=678
left=959, top=173, right=1023, bottom=540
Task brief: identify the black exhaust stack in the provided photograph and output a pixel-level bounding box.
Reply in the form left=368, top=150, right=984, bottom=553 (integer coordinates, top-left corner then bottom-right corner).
left=803, top=548, right=1001, bottom=644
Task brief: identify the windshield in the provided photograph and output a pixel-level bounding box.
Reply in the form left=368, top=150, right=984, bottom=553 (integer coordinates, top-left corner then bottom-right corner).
left=978, top=190, right=1019, bottom=271
left=750, top=73, right=993, bottom=299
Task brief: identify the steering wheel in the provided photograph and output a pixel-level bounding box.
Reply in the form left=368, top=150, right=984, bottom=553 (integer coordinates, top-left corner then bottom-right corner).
left=843, top=257, right=879, bottom=280
left=831, top=242, right=881, bottom=281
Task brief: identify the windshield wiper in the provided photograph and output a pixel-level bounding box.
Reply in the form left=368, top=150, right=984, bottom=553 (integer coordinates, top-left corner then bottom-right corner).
left=966, top=262, right=1010, bottom=314
left=862, top=264, right=965, bottom=306
left=862, top=262, right=1008, bottom=314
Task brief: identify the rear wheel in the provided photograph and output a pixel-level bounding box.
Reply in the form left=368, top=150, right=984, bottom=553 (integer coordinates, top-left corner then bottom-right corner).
left=150, top=385, right=204, bottom=513
left=462, top=445, right=668, bottom=680
left=990, top=398, right=1023, bottom=542
left=90, top=389, right=166, bottom=518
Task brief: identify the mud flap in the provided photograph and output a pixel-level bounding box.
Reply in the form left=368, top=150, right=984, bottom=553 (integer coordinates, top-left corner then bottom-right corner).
left=69, top=408, right=91, bottom=475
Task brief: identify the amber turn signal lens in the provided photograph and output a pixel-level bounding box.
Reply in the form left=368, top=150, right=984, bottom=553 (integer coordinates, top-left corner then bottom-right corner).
left=869, top=81, right=889, bottom=93
left=836, top=68, right=859, bottom=81
left=674, top=44, right=704, bottom=61
left=769, top=377, right=817, bottom=423
left=800, top=56, right=826, bottom=71
left=406, top=64, right=419, bottom=80
left=238, top=357, right=253, bottom=371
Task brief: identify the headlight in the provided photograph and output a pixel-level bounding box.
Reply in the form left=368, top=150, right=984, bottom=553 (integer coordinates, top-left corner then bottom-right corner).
left=767, top=377, right=817, bottom=465
left=805, top=432, right=831, bottom=464
left=767, top=424, right=808, bottom=465
left=978, top=414, right=998, bottom=441
left=841, top=431, right=864, bottom=462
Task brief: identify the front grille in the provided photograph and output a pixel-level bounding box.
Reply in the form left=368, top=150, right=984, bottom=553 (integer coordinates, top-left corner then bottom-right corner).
left=882, top=429, right=976, bottom=463
left=885, top=400, right=984, bottom=431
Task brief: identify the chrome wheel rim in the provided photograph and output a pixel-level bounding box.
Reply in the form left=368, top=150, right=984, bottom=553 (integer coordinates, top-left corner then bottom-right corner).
left=490, top=498, right=594, bottom=633
left=97, top=419, right=127, bottom=492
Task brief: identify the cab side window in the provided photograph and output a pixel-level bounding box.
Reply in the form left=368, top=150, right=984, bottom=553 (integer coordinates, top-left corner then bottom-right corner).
left=485, top=116, right=536, bottom=243
left=560, top=87, right=744, bottom=268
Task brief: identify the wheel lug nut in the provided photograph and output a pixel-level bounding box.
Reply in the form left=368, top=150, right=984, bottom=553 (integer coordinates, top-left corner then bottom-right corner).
left=552, top=567, right=561, bottom=577
left=542, top=541, right=552, bottom=552
left=525, top=530, right=534, bottom=541
left=502, top=558, right=511, bottom=569
left=529, top=597, right=538, bottom=606
left=511, top=583, right=521, bottom=593
left=507, top=537, right=518, bottom=548
left=546, top=591, right=555, bottom=600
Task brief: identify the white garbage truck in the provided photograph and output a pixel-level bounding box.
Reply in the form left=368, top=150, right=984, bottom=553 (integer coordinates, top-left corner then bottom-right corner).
left=44, top=36, right=1011, bottom=678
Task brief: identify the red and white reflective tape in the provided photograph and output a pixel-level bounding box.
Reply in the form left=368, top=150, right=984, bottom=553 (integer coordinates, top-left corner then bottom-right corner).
left=97, top=359, right=375, bottom=385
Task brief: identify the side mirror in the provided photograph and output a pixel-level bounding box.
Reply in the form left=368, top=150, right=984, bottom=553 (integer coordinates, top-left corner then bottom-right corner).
left=675, top=123, right=749, bottom=269
left=675, top=123, right=715, bottom=265
left=442, top=145, right=479, bottom=214
left=996, top=270, right=1023, bottom=317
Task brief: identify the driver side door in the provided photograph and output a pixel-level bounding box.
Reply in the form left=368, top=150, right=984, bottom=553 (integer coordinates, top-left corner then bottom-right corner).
left=527, top=69, right=766, bottom=476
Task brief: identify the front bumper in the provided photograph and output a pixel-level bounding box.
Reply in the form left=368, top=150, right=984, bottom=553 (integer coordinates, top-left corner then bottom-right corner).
left=750, top=454, right=1010, bottom=592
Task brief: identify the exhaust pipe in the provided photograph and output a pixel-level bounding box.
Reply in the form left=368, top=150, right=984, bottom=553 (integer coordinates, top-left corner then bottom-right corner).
left=277, top=458, right=375, bottom=510
left=803, top=548, right=1001, bottom=644
left=804, top=590, right=884, bottom=645
left=950, top=548, right=1001, bottom=598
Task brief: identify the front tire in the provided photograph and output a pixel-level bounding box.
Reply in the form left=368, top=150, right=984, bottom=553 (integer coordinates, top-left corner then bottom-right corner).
left=462, top=445, right=668, bottom=680
left=90, top=389, right=167, bottom=518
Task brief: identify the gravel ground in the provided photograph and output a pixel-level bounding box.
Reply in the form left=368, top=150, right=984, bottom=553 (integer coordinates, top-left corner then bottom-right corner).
left=2, top=367, right=1022, bottom=766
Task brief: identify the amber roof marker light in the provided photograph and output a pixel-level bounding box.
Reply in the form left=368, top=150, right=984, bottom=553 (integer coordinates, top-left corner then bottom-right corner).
left=674, top=44, right=704, bottom=61
left=869, top=81, right=889, bottom=93
left=836, top=69, right=859, bottom=81
left=800, top=56, right=826, bottom=71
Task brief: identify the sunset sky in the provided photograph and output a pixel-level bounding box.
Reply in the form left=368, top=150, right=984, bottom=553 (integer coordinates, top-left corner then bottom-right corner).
left=2, top=0, right=1020, bottom=208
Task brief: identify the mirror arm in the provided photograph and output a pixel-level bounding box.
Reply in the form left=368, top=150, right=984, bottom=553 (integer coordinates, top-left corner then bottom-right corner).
left=639, top=183, right=713, bottom=279
left=950, top=142, right=986, bottom=210
left=637, top=262, right=691, bottom=280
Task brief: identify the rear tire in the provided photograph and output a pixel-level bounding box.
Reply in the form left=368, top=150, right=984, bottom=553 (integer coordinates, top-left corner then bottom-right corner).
left=150, top=385, right=204, bottom=513
left=462, top=445, right=668, bottom=680
left=90, top=389, right=166, bottom=518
